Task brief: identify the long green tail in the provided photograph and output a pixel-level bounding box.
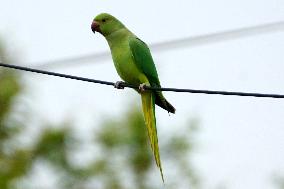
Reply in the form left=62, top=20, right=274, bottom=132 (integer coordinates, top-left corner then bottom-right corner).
left=141, top=91, right=164, bottom=182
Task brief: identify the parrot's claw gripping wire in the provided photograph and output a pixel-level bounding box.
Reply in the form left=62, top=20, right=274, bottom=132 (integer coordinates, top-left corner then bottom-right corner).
left=139, top=83, right=148, bottom=92
left=114, top=81, right=125, bottom=89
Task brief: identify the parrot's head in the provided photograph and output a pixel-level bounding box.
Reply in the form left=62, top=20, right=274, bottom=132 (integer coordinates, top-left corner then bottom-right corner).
left=91, top=13, right=125, bottom=36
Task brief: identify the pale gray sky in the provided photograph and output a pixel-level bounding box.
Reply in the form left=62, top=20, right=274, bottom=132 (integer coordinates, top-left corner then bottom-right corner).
left=0, top=0, right=284, bottom=188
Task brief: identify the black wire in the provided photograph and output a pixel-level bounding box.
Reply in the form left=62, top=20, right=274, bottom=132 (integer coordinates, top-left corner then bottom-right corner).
left=1, top=62, right=284, bottom=99
left=0, top=62, right=115, bottom=87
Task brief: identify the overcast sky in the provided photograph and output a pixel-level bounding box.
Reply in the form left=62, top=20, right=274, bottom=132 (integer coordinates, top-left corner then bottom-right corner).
left=1, top=0, right=284, bottom=188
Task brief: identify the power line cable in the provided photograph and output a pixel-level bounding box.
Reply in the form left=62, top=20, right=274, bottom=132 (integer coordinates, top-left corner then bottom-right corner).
left=27, top=21, right=284, bottom=69
left=1, top=62, right=284, bottom=99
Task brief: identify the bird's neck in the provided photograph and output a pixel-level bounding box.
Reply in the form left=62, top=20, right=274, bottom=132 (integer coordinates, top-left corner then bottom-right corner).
left=105, top=28, right=132, bottom=48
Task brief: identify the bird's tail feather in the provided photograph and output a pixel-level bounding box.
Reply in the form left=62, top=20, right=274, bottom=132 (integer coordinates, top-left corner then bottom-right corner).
left=155, top=92, right=176, bottom=114
left=141, top=91, right=164, bottom=182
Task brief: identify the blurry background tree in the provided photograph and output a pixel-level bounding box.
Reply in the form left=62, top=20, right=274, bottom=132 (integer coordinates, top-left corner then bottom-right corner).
left=1, top=38, right=284, bottom=189
left=274, top=175, right=284, bottom=189
left=0, top=39, right=201, bottom=189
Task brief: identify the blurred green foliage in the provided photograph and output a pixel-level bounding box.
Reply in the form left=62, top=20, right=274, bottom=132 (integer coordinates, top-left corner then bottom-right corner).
left=0, top=70, right=200, bottom=188
left=0, top=41, right=26, bottom=189
left=0, top=40, right=200, bottom=189
left=274, top=175, right=284, bottom=189
left=93, top=110, right=200, bottom=189
left=1, top=38, right=283, bottom=189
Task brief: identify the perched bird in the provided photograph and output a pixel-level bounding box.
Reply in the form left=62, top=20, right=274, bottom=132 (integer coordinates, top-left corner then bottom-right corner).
left=91, top=13, right=175, bottom=182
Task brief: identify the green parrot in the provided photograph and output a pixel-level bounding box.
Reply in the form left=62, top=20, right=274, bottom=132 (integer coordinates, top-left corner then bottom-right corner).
left=91, top=13, right=175, bottom=182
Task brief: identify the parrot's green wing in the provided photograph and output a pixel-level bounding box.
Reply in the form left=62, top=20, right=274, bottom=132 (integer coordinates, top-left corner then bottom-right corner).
left=129, top=37, right=161, bottom=87
left=129, top=37, right=176, bottom=114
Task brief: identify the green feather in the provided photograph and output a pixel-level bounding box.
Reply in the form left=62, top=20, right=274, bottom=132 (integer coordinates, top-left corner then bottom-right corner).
left=129, top=37, right=161, bottom=87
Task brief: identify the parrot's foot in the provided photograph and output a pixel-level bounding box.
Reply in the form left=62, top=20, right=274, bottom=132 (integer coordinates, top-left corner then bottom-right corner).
left=138, top=83, right=149, bottom=92
left=114, top=81, right=125, bottom=89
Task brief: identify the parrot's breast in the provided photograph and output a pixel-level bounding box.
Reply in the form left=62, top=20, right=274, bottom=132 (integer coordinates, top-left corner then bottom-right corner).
left=109, top=38, right=146, bottom=85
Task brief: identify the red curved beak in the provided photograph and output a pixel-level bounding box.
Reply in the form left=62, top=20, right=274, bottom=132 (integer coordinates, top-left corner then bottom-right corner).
left=91, top=21, right=101, bottom=33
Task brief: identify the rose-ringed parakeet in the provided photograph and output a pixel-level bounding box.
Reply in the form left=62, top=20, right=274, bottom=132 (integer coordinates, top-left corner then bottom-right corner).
left=91, top=13, right=175, bottom=182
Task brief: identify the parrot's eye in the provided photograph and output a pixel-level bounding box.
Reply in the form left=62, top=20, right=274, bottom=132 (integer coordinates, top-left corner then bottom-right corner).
left=102, top=19, right=106, bottom=23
